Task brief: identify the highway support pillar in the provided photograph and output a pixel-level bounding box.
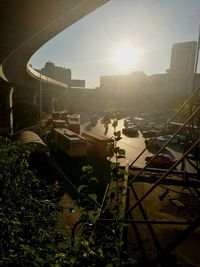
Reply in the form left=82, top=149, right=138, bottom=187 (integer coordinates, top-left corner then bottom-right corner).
left=0, top=82, right=14, bottom=136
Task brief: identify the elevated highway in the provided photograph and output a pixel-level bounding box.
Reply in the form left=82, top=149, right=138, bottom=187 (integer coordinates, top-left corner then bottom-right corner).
left=0, top=0, right=109, bottom=134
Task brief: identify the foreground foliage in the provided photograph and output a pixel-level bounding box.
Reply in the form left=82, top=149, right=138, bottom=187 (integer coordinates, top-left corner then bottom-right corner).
left=0, top=115, right=136, bottom=266
left=0, top=143, right=66, bottom=266
left=67, top=115, right=135, bottom=266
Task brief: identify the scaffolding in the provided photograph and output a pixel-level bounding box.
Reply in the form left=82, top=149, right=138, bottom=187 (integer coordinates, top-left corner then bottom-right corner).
left=72, top=33, right=200, bottom=266
left=96, top=86, right=200, bottom=265
left=94, top=66, right=200, bottom=265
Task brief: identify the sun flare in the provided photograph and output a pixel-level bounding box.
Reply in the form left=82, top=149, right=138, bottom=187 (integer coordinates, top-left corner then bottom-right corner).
left=112, top=43, right=139, bottom=71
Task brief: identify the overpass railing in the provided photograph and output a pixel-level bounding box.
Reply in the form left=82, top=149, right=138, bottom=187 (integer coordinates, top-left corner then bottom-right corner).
left=27, top=64, right=68, bottom=89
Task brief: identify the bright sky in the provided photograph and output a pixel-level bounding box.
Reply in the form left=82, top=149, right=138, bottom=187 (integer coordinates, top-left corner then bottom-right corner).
left=29, top=0, right=200, bottom=88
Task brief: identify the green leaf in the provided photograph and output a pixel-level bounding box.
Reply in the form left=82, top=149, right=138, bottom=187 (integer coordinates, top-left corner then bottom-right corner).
left=88, top=214, right=96, bottom=224
left=107, top=142, right=113, bottom=152
left=104, top=125, right=109, bottom=135
left=116, top=155, right=126, bottom=159
left=118, top=168, right=128, bottom=176
left=82, top=165, right=93, bottom=174
left=88, top=193, right=97, bottom=202
left=111, top=162, right=120, bottom=169
left=82, top=239, right=89, bottom=247
left=79, top=207, right=86, bottom=212
left=115, top=136, right=122, bottom=141
left=80, top=174, right=87, bottom=180
left=89, top=177, right=99, bottom=184
left=113, top=147, right=120, bottom=153
left=112, top=120, right=118, bottom=128
left=104, top=118, right=111, bottom=126
left=114, top=131, right=121, bottom=137
left=70, top=256, right=77, bottom=264
left=46, top=243, right=55, bottom=249
left=78, top=184, right=88, bottom=193
left=118, top=149, right=125, bottom=155
left=97, top=247, right=104, bottom=258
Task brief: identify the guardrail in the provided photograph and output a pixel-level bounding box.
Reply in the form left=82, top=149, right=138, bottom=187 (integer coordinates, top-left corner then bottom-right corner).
left=27, top=64, right=68, bottom=89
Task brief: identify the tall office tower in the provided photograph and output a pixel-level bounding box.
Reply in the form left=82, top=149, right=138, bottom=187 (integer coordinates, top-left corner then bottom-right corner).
left=168, top=41, right=197, bottom=97
left=40, top=62, right=72, bottom=86
left=170, top=41, right=197, bottom=74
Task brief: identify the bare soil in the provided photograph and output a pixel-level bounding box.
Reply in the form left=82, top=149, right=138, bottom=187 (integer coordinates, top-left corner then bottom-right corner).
left=59, top=180, right=200, bottom=266
left=127, top=182, right=200, bottom=266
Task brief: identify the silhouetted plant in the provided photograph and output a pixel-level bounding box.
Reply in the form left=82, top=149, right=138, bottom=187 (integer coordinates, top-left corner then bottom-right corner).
left=69, top=111, right=136, bottom=266
left=0, top=143, right=67, bottom=266
left=0, top=116, right=135, bottom=266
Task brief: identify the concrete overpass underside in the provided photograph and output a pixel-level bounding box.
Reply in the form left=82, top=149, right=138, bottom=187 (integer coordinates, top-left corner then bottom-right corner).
left=0, top=0, right=109, bottom=135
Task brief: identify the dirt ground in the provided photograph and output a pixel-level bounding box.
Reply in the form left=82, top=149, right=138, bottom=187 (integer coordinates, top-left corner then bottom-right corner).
left=127, top=182, right=200, bottom=266
left=59, top=179, right=200, bottom=267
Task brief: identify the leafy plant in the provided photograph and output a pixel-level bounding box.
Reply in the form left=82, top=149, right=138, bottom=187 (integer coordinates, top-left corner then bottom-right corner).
left=70, top=110, right=135, bottom=266
left=0, top=143, right=67, bottom=266
left=0, top=111, right=136, bottom=266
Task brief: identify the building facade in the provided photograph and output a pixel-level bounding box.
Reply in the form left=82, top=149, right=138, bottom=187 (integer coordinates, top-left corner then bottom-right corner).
left=97, top=41, right=199, bottom=112
left=99, top=72, right=151, bottom=112
left=35, top=62, right=86, bottom=112
left=170, top=41, right=197, bottom=74
left=38, top=62, right=85, bottom=88
left=168, top=41, right=197, bottom=97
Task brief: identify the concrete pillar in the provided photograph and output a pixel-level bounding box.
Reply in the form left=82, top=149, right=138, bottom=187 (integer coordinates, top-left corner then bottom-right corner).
left=32, top=90, right=38, bottom=105
left=52, top=96, right=55, bottom=113
left=0, top=83, right=14, bottom=136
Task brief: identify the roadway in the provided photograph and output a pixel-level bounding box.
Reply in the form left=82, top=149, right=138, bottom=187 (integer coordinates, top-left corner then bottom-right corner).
left=81, top=118, right=148, bottom=167
left=81, top=116, right=196, bottom=172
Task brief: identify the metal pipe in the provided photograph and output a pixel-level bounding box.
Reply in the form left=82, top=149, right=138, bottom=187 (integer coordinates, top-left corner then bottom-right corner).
left=128, top=212, right=150, bottom=266
left=191, top=24, right=200, bottom=94
left=96, top=218, right=190, bottom=225
left=127, top=138, right=200, bottom=214
left=129, top=165, right=198, bottom=177
left=130, top=87, right=200, bottom=168
left=129, top=175, right=200, bottom=188
left=128, top=105, right=200, bottom=186
left=150, top=215, right=200, bottom=266
left=39, top=74, right=43, bottom=135
left=99, top=183, right=110, bottom=216
left=131, top=184, right=162, bottom=252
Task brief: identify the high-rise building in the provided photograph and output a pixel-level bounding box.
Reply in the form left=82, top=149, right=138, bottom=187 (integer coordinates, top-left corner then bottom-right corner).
left=38, top=62, right=85, bottom=88
left=170, top=41, right=197, bottom=74
left=168, top=41, right=197, bottom=97
left=40, top=62, right=71, bottom=86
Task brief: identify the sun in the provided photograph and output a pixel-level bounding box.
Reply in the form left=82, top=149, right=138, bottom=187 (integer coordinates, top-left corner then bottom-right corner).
left=112, top=43, right=139, bottom=71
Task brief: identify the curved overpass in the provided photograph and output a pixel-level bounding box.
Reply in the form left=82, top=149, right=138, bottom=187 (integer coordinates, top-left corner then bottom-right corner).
left=0, top=0, right=109, bottom=90
left=0, top=0, right=109, bottom=135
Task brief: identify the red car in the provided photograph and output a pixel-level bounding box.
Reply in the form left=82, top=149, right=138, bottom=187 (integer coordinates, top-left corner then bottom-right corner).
left=145, top=153, right=177, bottom=168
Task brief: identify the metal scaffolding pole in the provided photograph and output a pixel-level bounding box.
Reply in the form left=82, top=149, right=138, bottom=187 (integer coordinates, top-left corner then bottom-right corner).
left=127, top=138, right=200, bottom=215
left=39, top=74, right=43, bottom=135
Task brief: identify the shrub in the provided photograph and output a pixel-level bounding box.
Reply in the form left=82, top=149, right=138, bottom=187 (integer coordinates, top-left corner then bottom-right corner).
left=0, top=143, right=66, bottom=266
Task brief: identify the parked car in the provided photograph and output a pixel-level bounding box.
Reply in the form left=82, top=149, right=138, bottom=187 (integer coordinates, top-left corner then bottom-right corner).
left=145, top=153, right=177, bottom=168
left=122, top=123, right=139, bottom=136
left=124, top=117, right=132, bottom=127
left=142, top=130, right=158, bottom=138
left=157, top=134, right=183, bottom=145
left=145, top=137, right=161, bottom=149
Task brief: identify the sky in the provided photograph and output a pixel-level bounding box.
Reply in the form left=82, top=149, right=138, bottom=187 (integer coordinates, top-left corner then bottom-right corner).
left=29, top=0, right=200, bottom=88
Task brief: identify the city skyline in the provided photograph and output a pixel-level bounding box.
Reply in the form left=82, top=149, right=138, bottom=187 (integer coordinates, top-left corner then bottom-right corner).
left=29, top=0, right=200, bottom=88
